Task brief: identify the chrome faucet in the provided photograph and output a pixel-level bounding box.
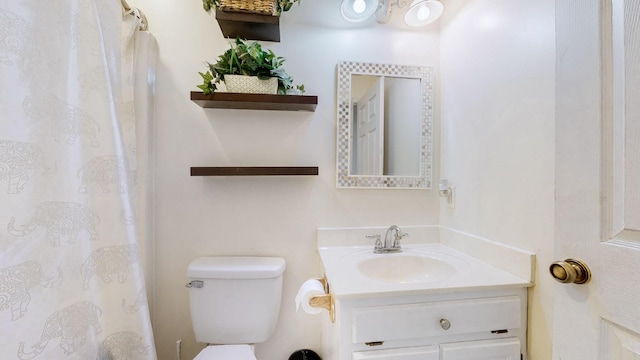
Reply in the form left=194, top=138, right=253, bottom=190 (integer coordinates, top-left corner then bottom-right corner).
left=367, top=225, right=409, bottom=253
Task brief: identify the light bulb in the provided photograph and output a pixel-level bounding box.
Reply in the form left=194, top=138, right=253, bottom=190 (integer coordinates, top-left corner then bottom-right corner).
left=353, top=0, right=366, bottom=14
left=416, top=4, right=430, bottom=21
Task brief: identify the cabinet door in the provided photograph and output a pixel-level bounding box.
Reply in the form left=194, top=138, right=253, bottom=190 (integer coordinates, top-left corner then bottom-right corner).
left=440, top=338, right=520, bottom=360
left=352, top=345, right=439, bottom=360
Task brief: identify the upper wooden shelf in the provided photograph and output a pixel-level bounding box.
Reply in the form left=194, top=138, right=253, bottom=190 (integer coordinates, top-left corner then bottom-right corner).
left=190, top=91, right=318, bottom=111
left=215, top=10, right=280, bottom=42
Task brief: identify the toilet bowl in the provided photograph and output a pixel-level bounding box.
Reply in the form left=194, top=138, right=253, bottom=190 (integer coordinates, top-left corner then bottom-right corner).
left=186, top=256, right=286, bottom=360
left=194, top=345, right=256, bottom=360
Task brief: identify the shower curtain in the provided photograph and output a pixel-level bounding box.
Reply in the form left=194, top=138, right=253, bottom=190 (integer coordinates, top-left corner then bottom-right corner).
left=0, top=1, right=157, bottom=359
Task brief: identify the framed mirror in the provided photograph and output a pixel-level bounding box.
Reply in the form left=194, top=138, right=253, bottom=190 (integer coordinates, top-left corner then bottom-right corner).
left=336, top=61, right=433, bottom=189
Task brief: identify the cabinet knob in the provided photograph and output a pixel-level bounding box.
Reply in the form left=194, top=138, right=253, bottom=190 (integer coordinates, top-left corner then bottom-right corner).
left=440, top=318, right=451, bottom=330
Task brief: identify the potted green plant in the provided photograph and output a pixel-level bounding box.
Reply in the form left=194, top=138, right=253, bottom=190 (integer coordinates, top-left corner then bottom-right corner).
left=202, top=0, right=302, bottom=16
left=197, top=38, right=305, bottom=95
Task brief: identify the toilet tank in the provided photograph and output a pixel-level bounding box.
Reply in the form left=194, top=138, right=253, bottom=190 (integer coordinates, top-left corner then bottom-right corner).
left=187, top=256, right=286, bottom=344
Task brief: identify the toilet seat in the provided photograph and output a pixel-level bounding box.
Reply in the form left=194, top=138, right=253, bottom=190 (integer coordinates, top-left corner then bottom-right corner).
left=194, top=344, right=257, bottom=360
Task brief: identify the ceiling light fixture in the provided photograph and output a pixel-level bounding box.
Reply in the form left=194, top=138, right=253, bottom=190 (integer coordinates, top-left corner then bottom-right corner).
left=404, top=0, right=443, bottom=27
left=353, top=0, right=366, bottom=13
left=340, top=0, right=444, bottom=27
left=340, top=0, right=378, bottom=23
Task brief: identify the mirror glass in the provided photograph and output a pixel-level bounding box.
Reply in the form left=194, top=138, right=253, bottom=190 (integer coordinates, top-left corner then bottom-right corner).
left=336, top=61, right=433, bottom=188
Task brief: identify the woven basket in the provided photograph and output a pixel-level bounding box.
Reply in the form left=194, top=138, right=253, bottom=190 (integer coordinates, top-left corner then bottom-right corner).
left=224, top=75, right=278, bottom=94
left=219, top=0, right=277, bottom=16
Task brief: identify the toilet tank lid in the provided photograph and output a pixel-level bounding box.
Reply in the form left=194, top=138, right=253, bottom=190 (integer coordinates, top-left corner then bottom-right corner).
left=187, top=256, right=286, bottom=279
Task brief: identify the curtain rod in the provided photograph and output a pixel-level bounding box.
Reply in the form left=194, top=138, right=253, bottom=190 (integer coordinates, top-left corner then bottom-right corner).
left=121, top=0, right=148, bottom=31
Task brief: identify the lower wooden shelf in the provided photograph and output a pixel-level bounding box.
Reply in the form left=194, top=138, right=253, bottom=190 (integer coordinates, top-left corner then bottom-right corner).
left=191, top=166, right=319, bottom=176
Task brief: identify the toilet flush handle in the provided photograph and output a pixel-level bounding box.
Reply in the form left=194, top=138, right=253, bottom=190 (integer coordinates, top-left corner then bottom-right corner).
left=185, top=280, right=204, bottom=288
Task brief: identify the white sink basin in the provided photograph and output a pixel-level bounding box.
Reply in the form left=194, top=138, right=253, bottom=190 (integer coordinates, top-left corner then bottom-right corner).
left=356, top=254, right=457, bottom=283
left=340, top=248, right=467, bottom=284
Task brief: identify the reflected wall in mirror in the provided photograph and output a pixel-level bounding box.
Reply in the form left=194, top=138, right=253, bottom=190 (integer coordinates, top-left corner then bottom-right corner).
left=336, top=61, right=433, bottom=189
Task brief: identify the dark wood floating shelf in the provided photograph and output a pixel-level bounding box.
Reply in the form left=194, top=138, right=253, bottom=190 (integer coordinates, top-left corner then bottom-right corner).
left=191, top=167, right=319, bottom=176
left=215, top=10, right=280, bottom=42
left=190, top=92, right=318, bottom=111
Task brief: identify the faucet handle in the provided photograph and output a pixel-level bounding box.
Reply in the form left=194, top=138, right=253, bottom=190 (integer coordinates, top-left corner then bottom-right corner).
left=392, top=232, right=408, bottom=248
left=366, top=234, right=383, bottom=250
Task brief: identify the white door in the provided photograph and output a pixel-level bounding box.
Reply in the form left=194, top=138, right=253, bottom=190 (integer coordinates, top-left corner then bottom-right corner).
left=355, top=77, right=384, bottom=175
left=554, top=1, right=640, bottom=359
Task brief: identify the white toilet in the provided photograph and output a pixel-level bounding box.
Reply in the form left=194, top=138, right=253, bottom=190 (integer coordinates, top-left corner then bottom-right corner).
left=186, top=256, right=286, bottom=360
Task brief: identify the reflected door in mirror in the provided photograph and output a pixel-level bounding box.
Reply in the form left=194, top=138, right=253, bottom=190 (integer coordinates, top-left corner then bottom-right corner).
left=353, top=76, right=384, bottom=175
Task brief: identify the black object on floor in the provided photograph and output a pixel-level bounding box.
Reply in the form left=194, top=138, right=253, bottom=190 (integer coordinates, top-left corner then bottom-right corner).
left=288, top=349, right=321, bottom=360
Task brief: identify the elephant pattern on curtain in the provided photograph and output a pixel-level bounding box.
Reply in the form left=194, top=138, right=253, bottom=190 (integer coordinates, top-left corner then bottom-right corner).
left=0, top=1, right=156, bottom=359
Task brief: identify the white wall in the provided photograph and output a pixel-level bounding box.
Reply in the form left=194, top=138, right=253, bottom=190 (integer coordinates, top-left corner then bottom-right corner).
left=439, top=1, right=555, bottom=359
left=131, top=1, right=441, bottom=359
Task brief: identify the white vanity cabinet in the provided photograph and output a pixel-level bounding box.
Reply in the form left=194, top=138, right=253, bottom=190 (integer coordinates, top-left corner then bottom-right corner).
left=321, top=288, right=527, bottom=360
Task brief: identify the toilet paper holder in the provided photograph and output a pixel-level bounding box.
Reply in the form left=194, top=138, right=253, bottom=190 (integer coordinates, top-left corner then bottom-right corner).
left=309, top=276, right=335, bottom=323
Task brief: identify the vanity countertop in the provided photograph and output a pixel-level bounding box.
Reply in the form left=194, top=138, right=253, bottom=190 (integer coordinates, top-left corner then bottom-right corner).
left=318, top=243, right=532, bottom=299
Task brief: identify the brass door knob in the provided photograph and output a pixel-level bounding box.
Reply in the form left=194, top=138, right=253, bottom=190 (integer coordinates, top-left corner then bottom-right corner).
left=549, top=259, right=591, bottom=284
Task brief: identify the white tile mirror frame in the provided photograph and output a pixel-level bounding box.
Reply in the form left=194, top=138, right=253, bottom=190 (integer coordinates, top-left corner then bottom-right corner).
left=336, top=60, right=434, bottom=189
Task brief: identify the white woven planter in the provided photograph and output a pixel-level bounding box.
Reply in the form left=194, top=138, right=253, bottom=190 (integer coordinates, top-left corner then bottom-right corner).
left=224, top=75, right=278, bottom=94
